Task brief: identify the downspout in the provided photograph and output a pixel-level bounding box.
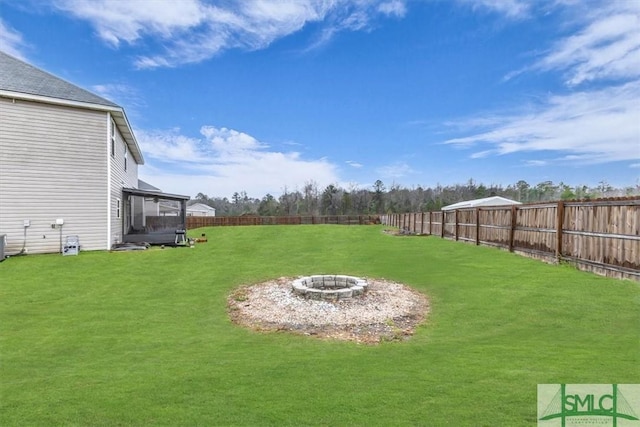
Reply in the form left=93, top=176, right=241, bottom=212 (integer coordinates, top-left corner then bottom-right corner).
left=106, top=113, right=112, bottom=250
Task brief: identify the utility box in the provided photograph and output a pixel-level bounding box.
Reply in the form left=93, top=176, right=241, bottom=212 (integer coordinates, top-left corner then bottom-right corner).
left=0, top=234, right=5, bottom=261
left=63, top=235, right=80, bottom=256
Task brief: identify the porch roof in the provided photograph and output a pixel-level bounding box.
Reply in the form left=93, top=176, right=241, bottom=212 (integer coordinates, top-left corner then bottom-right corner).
left=123, top=187, right=190, bottom=201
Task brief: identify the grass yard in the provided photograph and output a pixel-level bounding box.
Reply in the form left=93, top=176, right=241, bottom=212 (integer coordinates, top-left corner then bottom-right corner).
left=1, top=225, right=638, bottom=426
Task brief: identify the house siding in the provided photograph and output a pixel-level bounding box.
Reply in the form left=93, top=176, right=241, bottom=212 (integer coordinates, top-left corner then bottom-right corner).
left=108, top=114, right=138, bottom=245
left=0, top=97, right=109, bottom=254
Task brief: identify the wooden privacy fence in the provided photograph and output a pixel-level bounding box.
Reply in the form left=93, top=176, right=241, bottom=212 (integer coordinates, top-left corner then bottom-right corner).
left=382, top=198, right=640, bottom=281
left=187, top=215, right=380, bottom=229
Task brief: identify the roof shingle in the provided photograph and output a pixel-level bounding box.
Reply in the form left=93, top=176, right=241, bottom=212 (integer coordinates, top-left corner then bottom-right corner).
left=0, top=51, right=119, bottom=107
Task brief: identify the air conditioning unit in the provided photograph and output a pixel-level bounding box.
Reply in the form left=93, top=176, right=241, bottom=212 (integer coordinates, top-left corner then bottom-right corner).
left=0, top=234, right=6, bottom=261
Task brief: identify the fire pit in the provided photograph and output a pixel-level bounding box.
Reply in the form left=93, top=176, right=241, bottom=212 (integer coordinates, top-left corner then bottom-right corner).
left=228, top=277, right=430, bottom=344
left=292, top=275, right=368, bottom=300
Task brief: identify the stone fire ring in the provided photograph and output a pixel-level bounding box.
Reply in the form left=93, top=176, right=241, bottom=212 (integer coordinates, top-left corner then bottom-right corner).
left=292, top=275, right=368, bottom=300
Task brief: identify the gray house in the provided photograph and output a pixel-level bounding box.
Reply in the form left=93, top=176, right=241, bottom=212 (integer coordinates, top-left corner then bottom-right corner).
left=0, top=51, right=188, bottom=255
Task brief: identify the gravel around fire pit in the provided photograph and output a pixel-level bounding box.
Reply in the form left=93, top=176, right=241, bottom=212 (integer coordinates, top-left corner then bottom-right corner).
left=227, top=277, right=430, bottom=344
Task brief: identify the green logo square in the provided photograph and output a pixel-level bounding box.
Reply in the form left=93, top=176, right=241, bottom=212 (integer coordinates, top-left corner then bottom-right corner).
left=538, top=384, right=640, bottom=426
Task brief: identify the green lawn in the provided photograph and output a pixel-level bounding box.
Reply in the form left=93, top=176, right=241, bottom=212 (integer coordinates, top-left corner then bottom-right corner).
left=1, top=225, right=638, bottom=426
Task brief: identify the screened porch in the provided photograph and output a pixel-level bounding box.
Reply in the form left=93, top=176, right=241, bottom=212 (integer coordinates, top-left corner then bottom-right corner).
left=122, top=187, right=190, bottom=245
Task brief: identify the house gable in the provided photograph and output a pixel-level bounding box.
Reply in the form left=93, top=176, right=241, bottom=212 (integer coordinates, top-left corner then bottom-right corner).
left=0, top=51, right=143, bottom=165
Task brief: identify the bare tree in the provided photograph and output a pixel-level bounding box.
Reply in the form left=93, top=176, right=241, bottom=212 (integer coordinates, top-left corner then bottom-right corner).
left=302, top=181, right=320, bottom=215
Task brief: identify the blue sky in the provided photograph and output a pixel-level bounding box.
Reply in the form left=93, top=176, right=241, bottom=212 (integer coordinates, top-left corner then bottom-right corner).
left=1, top=0, right=638, bottom=199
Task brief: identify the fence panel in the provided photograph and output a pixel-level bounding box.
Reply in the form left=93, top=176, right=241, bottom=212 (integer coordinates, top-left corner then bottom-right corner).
left=187, top=215, right=380, bottom=229
left=430, top=211, right=443, bottom=236
left=562, top=201, right=640, bottom=272
left=443, top=211, right=456, bottom=239
left=513, top=204, right=556, bottom=257
left=456, top=209, right=477, bottom=243
left=478, top=207, right=511, bottom=248
left=380, top=197, right=639, bottom=281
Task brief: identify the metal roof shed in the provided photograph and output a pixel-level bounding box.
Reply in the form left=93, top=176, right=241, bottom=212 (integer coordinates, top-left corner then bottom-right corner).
left=442, top=196, right=521, bottom=211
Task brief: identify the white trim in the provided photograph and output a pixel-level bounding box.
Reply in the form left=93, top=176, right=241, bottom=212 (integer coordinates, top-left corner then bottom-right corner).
left=106, top=113, right=112, bottom=249
left=0, top=90, right=121, bottom=112
left=110, top=118, right=116, bottom=157
left=123, top=140, right=128, bottom=171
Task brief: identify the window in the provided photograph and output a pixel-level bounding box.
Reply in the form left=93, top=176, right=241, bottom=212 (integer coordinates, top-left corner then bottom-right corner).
left=123, top=143, right=128, bottom=171
left=110, top=119, right=116, bottom=157
left=116, top=198, right=121, bottom=219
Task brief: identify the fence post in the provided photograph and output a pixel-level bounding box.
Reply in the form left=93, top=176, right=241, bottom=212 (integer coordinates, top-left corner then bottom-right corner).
left=420, top=212, right=425, bottom=235
left=453, top=209, right=458, bottom=242
left=556, top=201, right=564, bottom=260
left=475, top=208, right=480, bottom=245
left=509, top=205, right=517, bottom=252
left=441, top=211, right=445, bottom=239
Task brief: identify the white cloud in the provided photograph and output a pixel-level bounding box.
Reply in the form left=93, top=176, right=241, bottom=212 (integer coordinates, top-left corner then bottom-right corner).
left=376, top=161, right=415, bottom=179
left=0, top=18, right=28, bottom=59
left=524, top=160, right=548, bottom=167
left=201, top=126, right=267, bottom=153
left=346, top=160, right=363, bottom=168
left=444, top=81, right=640, bottom=165
left=535, top=3, right=640, bottom=85
left=378, top=0, right=407, bottom=18
left=137, top=128, right=205, bottom=164
left=457, top=0, right=532, bottom=19
left=136, top=126, right=340, bottom=198
left=307, top=0, right=408, bottom=50
left=53, top=0, right=206, bottom=47
left=50, top=0, right=408, bottom=68
left=445, top=1, right=640, bottom=170
left=91, top=83, right=145, bottom=118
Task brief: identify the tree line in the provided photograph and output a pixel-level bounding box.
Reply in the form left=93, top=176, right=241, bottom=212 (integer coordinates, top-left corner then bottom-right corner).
left=192, top=179, right=639, bottom=217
